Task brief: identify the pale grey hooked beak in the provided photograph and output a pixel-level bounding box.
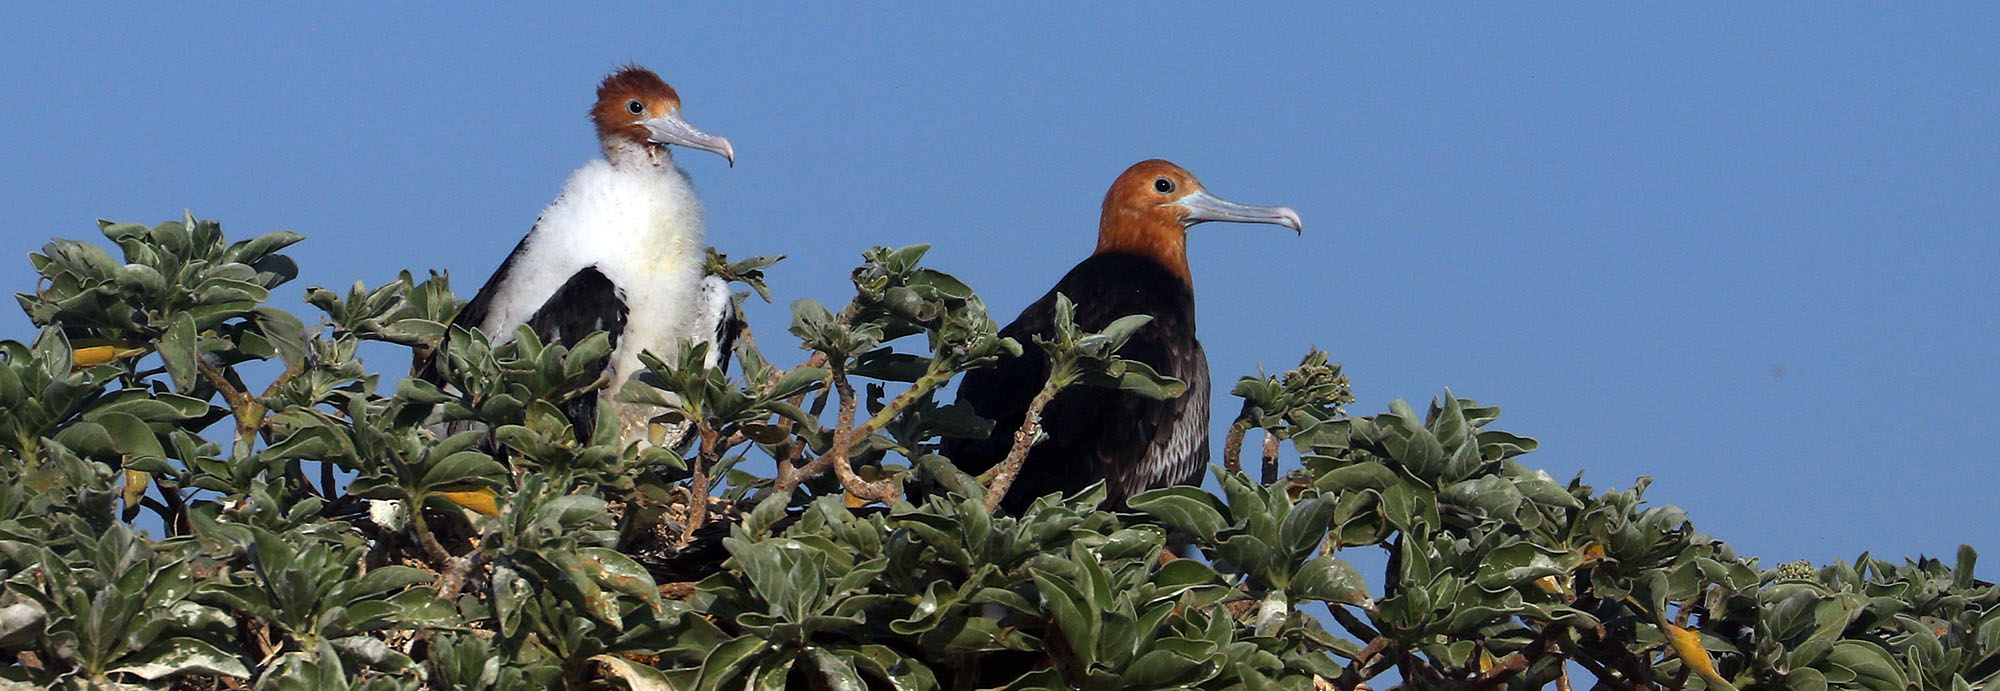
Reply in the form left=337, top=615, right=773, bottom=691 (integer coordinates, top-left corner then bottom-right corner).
left=1175, top=189, right=1303, bottom=233
left=639, top=112, right=735, bottom=166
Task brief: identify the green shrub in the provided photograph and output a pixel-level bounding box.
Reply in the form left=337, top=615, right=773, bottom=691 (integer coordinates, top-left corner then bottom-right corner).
left=0, top=216, right=1992, bottom=689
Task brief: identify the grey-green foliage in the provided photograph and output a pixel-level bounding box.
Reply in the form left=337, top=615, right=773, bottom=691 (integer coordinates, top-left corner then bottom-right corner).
left=0, top=216, right=1992, bottom=690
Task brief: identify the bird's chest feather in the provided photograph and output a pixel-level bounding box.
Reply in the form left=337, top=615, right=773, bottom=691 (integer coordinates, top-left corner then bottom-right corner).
left=487, top=161, right=708, bottom=356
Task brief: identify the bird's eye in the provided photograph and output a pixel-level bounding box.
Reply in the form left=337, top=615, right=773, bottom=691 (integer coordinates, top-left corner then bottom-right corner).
left=1154, top=178, right=1175, bottom=194
left=626, top=99, right=645, bottom=115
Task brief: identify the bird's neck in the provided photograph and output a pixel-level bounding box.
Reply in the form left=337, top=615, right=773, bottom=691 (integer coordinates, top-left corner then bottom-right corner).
left=1094, top=213, right=1192, bottom=286
left=602, top=138, right=675, bottom=171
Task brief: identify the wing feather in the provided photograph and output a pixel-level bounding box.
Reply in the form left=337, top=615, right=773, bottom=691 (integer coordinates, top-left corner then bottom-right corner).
left=942, top=252, right=1208, bottom=512
left=523, top=267, right=627, bottom=442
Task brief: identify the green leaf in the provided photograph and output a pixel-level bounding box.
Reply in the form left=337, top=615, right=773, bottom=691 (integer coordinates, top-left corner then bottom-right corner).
left=1821, top=640, right=1907, bottom=690
left=1314, top=461, right=1398, bottom=493
left=1277, top=492, right=1336, bottom=562
left=419, top=450, right=506, bottom=490
left=904, top=269, right=974, bottom=300
left=832, top=644, right=939, bottom=691
left=1127, top=486, right=1229, bottom=542
left=591, top=654, right=675, bottom=690
left=109, top=636, right=250, bottom=680
left=159, top=312, right=199, bottom=393
left=767, top=366, right=828, bottom=400
left=576, top=547, right=663, bottom=608
left=1094, top=359, right=1187, bottom=400
left=1030, top=568, right=1098, bottom=668
left=94, top=411, right=166, bottom=459
left=696, top=635, right=772, bottom=690
left=1123, top=647, right=1207, bottom=687
left=1293, top=556, right=1370, bottom=605
left=225, top=229, right=306, bottom=264
left=806, top=648, right=866, bottom=691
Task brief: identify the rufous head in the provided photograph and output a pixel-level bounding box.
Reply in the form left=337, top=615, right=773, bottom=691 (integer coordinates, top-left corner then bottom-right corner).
left=1096, top=159, right=1302, bottom=282
left=589, top=65, right=734, bottom=165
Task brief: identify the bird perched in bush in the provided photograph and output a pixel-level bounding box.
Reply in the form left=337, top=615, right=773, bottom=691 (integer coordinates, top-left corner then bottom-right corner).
left=944, top=159, right=1301, bottom=512
left=422, top=65, right=740, bottom=449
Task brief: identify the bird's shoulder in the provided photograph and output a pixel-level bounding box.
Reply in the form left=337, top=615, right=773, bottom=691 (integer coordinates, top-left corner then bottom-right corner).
left=1014, top=252, right=1196, bottom=335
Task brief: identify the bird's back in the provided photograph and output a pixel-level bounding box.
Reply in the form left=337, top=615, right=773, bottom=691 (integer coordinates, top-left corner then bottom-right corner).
left=944, top=252, right=1209, bottom=512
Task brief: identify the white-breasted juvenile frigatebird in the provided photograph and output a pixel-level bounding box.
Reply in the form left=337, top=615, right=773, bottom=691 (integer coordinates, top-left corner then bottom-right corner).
left=422, top=66, right=741, bottom=449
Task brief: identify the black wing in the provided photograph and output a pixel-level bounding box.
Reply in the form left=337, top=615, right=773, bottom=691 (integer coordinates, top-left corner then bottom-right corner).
left=416, top=233, right=533, bottom=386
left=416, top=237, right=627, bottom=443
left=941, top=252, right=1209, bottom=513
left=696, top=275, right=744, bottom=380
left=523, top=267, right=627, bottom=442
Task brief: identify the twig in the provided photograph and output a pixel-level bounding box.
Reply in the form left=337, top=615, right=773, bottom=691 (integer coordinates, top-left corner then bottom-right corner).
left=1567, top=649, right=1631, bottom=690
left=409, top=508, right=455, bottom=566
left=1467, top=625, right=1565, bottom=688
left=770, top=440, right=814, bottom=492
left=1326, top=602, right=1379, bottom=642
left=140, top=497, right=175, bottom=530
left=773, top=362, right=946, bottom=499
left=320, top=461, right=339, bottom=502
left=982, top=376, right=1062, bottom=513
left=140, top=478, right=193, bottom=536
left=1398, top=648, right=1444, bottom=689
left=680, top=416, right=725, bottom=544
left=820, top=364, right=900, bottom=503
left=258, top=360, right=301, bottom=399
left=1260, top=430, right=1281, bottom=485
left=1335, top=637, right=1398, bottom=690
left=1570, top=619, right=1644, bottom=690
left=1221, top=418, right=1251, bottom=475
left=198, top=358, right=263, bottom=456
left=435, top=552, right=486, bottom=602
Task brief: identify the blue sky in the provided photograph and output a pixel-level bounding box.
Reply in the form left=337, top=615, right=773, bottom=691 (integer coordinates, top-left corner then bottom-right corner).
left=2, top=5, right=1995, bottom=575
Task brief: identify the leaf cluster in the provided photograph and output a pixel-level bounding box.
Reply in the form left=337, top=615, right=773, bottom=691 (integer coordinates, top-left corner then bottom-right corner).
left=0, top=216, right=1991, bottom=690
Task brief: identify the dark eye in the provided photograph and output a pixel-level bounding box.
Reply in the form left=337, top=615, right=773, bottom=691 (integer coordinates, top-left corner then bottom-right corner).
left=1154, top=178, right=1175, bottom=194
left=626, top=99, right=645, bottom=115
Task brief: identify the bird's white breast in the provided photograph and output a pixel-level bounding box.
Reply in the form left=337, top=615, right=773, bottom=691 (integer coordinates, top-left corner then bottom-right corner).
left=479, top=157, right=710, bottom=384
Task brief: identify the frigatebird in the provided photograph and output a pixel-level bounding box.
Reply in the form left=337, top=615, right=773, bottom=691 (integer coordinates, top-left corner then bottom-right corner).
left=422, top=65, right=741, bottom=449
left=943, top=159, right=1301, bottom=512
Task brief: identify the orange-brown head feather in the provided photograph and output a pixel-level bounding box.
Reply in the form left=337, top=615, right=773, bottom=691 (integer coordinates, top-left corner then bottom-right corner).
left=589, top=65, right=685, bottom=145
left=1094, top=159, right=1303, bottom=285
left=1096, top=160, right=1208, bottom=283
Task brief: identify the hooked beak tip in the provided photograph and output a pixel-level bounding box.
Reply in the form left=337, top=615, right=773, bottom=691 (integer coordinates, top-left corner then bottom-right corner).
left=1275, top=207, right=1303, bottom=234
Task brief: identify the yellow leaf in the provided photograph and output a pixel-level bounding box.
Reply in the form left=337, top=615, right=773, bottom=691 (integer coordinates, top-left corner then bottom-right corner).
left=121, top=469, right=152, bottom=518
left=72, top=341, right=150, bottom=368
left=438, top=488, right=501, bottom=517
left=1533, top=574, right=1566, bottom=595
left=845, top=466, right=884, bottom=509
left=1664, top=623, right=1738, bottom=690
